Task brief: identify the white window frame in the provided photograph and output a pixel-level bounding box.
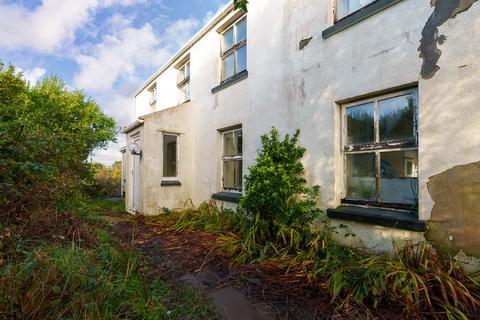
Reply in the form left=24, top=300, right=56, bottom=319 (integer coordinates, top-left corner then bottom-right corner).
left=162, top=133, right=180, bottom=181
left=220, top=16, right=247, bottom=81
left=221, top=128, right=243, bottom=192
left=177, top=61, right=191, bottom=104
left=148, top=84, right=157, bottom=112
left=341, top=88, right=419, bottom=208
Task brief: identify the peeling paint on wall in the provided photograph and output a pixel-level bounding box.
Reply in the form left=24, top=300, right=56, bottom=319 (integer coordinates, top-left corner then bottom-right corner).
left=418, top=0, right=478, bottom=79
left=426, top=161, right=480, bottom=256
left=299, top=36, right=313, bottom=50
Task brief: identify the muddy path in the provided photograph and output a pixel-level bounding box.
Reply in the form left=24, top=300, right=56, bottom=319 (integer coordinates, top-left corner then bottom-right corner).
left=108, top=216, right=402, bottom=320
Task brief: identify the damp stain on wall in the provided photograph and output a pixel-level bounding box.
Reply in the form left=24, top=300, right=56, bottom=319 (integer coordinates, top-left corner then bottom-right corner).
left=426, top=161, right=480, bottom=256
left=419, top=0, right=479, bottom=79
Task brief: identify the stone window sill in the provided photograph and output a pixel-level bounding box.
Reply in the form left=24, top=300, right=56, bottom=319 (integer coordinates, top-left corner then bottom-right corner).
left=327, top=205, right=427, bottom=232
left=211, top=70, right=248, bottom=94
left=212, top=191, right=242, bottom=203
left=161, top=180, right=182, bottom=186
left=322, top=0, right=403, bottom=39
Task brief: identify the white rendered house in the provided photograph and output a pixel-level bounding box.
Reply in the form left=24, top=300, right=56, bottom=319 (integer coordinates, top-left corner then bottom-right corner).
left=123, top=0, right=480, bottom=254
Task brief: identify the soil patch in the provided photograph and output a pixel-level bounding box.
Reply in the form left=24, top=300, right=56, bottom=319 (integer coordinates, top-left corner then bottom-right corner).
left=110, top=217, right=405, bottom=320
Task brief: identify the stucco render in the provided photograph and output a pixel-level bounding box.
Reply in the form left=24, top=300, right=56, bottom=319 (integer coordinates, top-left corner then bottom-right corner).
left=123, top=0, right=480, bottom=253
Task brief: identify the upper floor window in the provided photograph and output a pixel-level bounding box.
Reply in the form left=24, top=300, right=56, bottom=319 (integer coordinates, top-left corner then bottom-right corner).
left=148, top=84, right=157, bottom=112
left=222, top=128, right=243, bottom=191
left=221, top=16, right=247, bottom=81
left=336, top=0, right=375, bottom=20
left=177, top=61, right=190, bottom=103
left=343, top=89, right=418, bottom=209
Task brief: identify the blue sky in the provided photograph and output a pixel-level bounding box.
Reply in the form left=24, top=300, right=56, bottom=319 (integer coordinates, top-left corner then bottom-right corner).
left=0, top=0, right=228, bottom=164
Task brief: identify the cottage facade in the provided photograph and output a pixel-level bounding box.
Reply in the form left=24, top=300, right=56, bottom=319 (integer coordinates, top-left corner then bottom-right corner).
left=123, top=0, right=480, bottom=253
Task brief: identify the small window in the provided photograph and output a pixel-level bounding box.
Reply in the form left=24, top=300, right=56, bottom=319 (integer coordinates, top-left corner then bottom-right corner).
left=148, top=84, right=157, bottom=112
left=222, top=128, right=242, bottom=191
left=343, top=89, right=418, bottom=208
left=177, top=61, right=190, bottom=103
left=163, top=134, right=178, bottom=178
left=336, top=0, right=375, bottom=20
left=220, top=16, right=247, bottom=81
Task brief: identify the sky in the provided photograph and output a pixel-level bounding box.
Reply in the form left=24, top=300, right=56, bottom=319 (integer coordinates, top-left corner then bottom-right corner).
left=0, top=0, right=229, bottom=165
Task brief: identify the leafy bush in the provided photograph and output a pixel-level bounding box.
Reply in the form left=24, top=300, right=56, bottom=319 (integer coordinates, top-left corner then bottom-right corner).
left=240, top=127, right=321, bottom=229
left=0, top=63, right=116, bottom=221
left=87, top=161, right=122, bottom=197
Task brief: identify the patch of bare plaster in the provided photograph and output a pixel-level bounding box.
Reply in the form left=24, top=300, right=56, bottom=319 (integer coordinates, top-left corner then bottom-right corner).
left=419, top=0, right=478, bottom=79
left=299, top=37, right=313, bottom=50
left=426, top=161, right=480, bottom=256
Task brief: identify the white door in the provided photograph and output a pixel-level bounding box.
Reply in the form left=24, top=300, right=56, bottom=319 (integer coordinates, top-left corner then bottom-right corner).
left=132, top=154, right=141, bottom=212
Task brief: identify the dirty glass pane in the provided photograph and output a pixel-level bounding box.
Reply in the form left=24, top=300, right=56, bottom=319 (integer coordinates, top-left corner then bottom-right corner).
left=222, top=27, right=234, bottom=53
left=379, top=94, right=415, bottom=142
left=337, top=0, right=374, bottom=19
left=380, top=151, right=418, bottom=204
left=223, top=160, right=242, bottom=190
left=346, top=153, right=376, bottom=200
left=236, top=45, right=247, bottom=73
left=236, top=18, right=247, bottom=43
left=224, top=130, right=242, bottom=156
left=222, top=53, right=235, bottom=80
left=163, top=135, right=177, bottom=177
left=346, top=102, right=374, bottom=145
left=223, top=132, right=234, bottom=156
left=234, top=130, right=242, bottom=155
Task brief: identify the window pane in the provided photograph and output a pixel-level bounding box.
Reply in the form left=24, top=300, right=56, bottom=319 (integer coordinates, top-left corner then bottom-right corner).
left=222, top=28, right=234, bottom=53
left=223, top=160, right=242, bottom=190
left=163, top=135, right=177, bottom=177
left=337, top=0, right=374, bottom=19
left=185, top=62, right=190, bottom=78
left=236, top=45, right=247, bottom=73
left=379, top=94, right=415, bottom=142
left=223, top=132, right=235, bottom=156
left=222, top=53, right=235, bottom=80
left=346, top=153, right=376, bottom=201
left=234, top=130, right=242, bottom=156
left=179, top=83, right=190, bottom=103
left=236, top=18, right=246, bottom=43
left=380, top=151, right=418, bottom=205
left=346, top=102, right=374, bottom=145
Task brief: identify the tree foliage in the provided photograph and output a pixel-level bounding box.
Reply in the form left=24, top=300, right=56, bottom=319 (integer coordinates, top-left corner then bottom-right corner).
left=0, top=63, right=117, bottom=219
left=233, top=0, right=249, bottom=11
left=240, top=127, right=321, bottom=228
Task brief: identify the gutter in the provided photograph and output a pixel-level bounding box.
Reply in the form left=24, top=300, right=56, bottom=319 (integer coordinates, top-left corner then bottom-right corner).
left=122, top=117, right=145, bottom=134
left=133, top=3, right=235, bottom=97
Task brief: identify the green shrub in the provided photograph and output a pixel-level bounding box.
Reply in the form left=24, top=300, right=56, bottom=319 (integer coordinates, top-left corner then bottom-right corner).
left=240, top=127, right=321, bottom=230
left=0, top=63, right=116, bottom=221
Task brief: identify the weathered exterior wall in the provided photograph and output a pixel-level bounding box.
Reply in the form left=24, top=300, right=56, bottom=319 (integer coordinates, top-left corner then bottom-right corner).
left=124, top=0, right=480, bottom=252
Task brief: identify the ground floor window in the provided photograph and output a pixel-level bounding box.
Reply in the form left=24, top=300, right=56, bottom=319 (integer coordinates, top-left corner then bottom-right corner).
left=163, top=134, right=178, bottom=178
left=343, top=88, right=418, bottom=209
left=222, top=128, right=242, bottom=191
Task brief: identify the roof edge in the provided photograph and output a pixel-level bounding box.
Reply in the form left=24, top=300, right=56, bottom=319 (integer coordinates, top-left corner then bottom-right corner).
left=134, top=2, right=236, bottom=97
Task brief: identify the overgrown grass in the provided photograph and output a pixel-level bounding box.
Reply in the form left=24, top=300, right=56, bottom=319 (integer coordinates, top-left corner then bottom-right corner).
left=0, top=199, right=218, bottom=320
left=148, top=201, right=480, bottom=319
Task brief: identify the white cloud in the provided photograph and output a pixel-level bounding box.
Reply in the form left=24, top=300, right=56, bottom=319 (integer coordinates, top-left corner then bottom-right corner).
left=163, top=17, right=200, bottom=50
left=19, top=67, right=47, bottom=84
left=0, top=0, right=146, bottom=52
left=74, top=23, right=171, bottom=92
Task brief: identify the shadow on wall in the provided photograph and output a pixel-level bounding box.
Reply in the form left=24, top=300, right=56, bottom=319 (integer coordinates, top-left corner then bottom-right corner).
left=426, top=161, right=480, bottom=256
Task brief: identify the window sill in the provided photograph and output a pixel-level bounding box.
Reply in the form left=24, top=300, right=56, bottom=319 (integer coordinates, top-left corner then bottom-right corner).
left=327, top=205, right=426, bottom=232
left=161, top=180, right=182, bottom=186
left=211, top=70, right=248, bottom=94
left=322, top=0, right=403, bottom=39
left=212, top=191, right=242, bottom=203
